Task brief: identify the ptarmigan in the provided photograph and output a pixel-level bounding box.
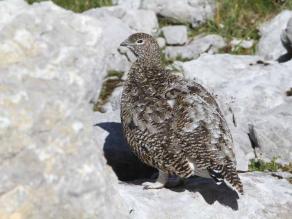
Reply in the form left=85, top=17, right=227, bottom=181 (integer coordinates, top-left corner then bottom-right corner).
left=120, top=33, right=243, bottom=194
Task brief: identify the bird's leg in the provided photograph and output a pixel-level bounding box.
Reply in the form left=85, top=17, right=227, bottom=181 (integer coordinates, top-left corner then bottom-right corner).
left=142, top=170, right=168, bottom=189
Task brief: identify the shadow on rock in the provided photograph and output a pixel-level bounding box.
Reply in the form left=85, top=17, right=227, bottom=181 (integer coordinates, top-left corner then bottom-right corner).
left=277, top=53, right=292, bottom=63
left=171, top=176, right=239, bottom=210
left=95, top=122, right=156, bottom=181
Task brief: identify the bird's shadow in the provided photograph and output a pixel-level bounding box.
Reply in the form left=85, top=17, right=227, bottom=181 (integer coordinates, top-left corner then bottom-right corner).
left=96, top=122, right=239, bottom=210
left=95, top=122, right=156, bottom=181
left=277, top=52, right=292, bottom=63
left=171, top=177, right=239, bottom=210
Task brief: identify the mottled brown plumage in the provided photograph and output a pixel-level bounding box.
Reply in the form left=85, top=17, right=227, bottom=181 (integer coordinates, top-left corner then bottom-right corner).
left=120, top=33, right=243, bottom=194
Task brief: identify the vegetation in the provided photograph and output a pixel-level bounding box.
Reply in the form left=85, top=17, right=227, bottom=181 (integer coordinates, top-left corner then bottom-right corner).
left=93, top=70, right=123, bottom=112
left=249, top=158, right=281, bottom=172
left=161, top=53, right=193, bottom=66
left=159, top=0, right=292, bottom=55
left=249, top=157, right=292, bottom=174
left=248, top=158, right=292, bottom=183
left=26, top=0, right=112, bottom=12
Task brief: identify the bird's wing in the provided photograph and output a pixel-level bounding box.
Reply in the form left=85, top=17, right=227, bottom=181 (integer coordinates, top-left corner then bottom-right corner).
left=164, top=76, right=236, bottom=166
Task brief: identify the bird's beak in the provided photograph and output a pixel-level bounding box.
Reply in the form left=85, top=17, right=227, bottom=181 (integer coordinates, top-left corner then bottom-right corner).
left=120, top=39, right=130, bottom=47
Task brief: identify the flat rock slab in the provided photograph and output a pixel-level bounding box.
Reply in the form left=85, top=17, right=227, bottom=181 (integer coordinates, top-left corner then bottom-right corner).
left=118, top=172, right=292, bottom=219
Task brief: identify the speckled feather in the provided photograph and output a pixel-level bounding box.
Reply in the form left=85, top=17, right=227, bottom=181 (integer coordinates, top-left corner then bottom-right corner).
left=120, top=33, right=243, bottom=194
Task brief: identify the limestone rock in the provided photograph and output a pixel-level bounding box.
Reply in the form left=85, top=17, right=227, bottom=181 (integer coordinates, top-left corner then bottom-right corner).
left=230, top=38, right=254, bottom=49
left=85, top=6, right=158, bottom=72
left=118, top=172, right=292, bottom=219
left=141, top=0, right=215, bottom=27
left=257, top=10, right=292, bottom=60
left=85, top=6, right=158, bottom=35
left=112, top=0, right=141, bottom=9
left=165, top=34, right=226, bottom=60
left=281, top=16, right=292, bottom=54
left=156, top=37, right=166, bottom=48
left=121, top=9, right=159, bottom=34
left=161, top=25, right=187, bottom=45
left=84, top=8, right=133, bottom=73
left=0, top=1, right=127, bottom=218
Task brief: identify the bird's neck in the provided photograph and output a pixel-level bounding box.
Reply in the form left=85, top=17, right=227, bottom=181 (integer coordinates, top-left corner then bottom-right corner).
left=128, top=58, right=169, bottom=88
left=136, top=54, right=162, bottom=68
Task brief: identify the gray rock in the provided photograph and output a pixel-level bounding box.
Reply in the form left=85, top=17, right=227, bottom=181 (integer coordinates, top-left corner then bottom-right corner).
left=156, top=37, right=166, bottom=48
left=112, top=0, right=141, bottom=9
left=85, top=7, right=158, bottom=73
left=180, top=54, right=292, bottom=169
left=281, top=16, right=292, bottom=54
left=162, top=25, right=187, bottom=45
left=121, top=9, right=159, bottom=34
left=230, top=38, right=254, bottom=49
left=118, top=172, right=292, bottom=219
left=0, top=1, right=127, bottom=218
left=257, top=10, right=292, bottom=60
left=86, top=6, right=158, bottom=35
left=165, top=34, right=226, bottom=60
left=84, top=8, right=133, bottom=73
left=141, top=0, right=215, bottom=27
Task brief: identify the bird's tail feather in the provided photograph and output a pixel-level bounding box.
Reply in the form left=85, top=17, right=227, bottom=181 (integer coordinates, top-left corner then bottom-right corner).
left=208, top=162, right=244, bottom=195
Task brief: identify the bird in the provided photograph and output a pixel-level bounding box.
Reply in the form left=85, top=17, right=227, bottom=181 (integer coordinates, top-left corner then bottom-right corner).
left=120, top=33, right=243, bottom=194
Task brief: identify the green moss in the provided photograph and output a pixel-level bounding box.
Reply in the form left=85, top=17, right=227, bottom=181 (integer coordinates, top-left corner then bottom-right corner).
left=26, top=0, right=112, bottom=12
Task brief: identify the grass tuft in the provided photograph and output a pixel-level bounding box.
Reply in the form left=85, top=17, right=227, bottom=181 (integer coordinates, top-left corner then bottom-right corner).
left=249, top=157, right=292, bottom=174
left=188, top=0, right=292, bottom=55
left=248, top=157, right=281, bottom=172
left=26, top=0, right=112, bottom=12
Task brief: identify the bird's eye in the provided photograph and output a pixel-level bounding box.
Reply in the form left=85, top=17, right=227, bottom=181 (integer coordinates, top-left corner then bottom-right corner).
left=136, top=39, right=144, bottom=44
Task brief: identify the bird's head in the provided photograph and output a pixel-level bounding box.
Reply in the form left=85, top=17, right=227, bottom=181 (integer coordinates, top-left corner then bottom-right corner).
left=120, top=33, right=161, bottom=64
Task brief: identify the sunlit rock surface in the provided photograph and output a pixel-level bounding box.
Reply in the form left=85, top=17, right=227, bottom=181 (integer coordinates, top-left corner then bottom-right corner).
left=257, top=10, right=292, bottom=60
left=0, top=1, right=127, bottom=218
